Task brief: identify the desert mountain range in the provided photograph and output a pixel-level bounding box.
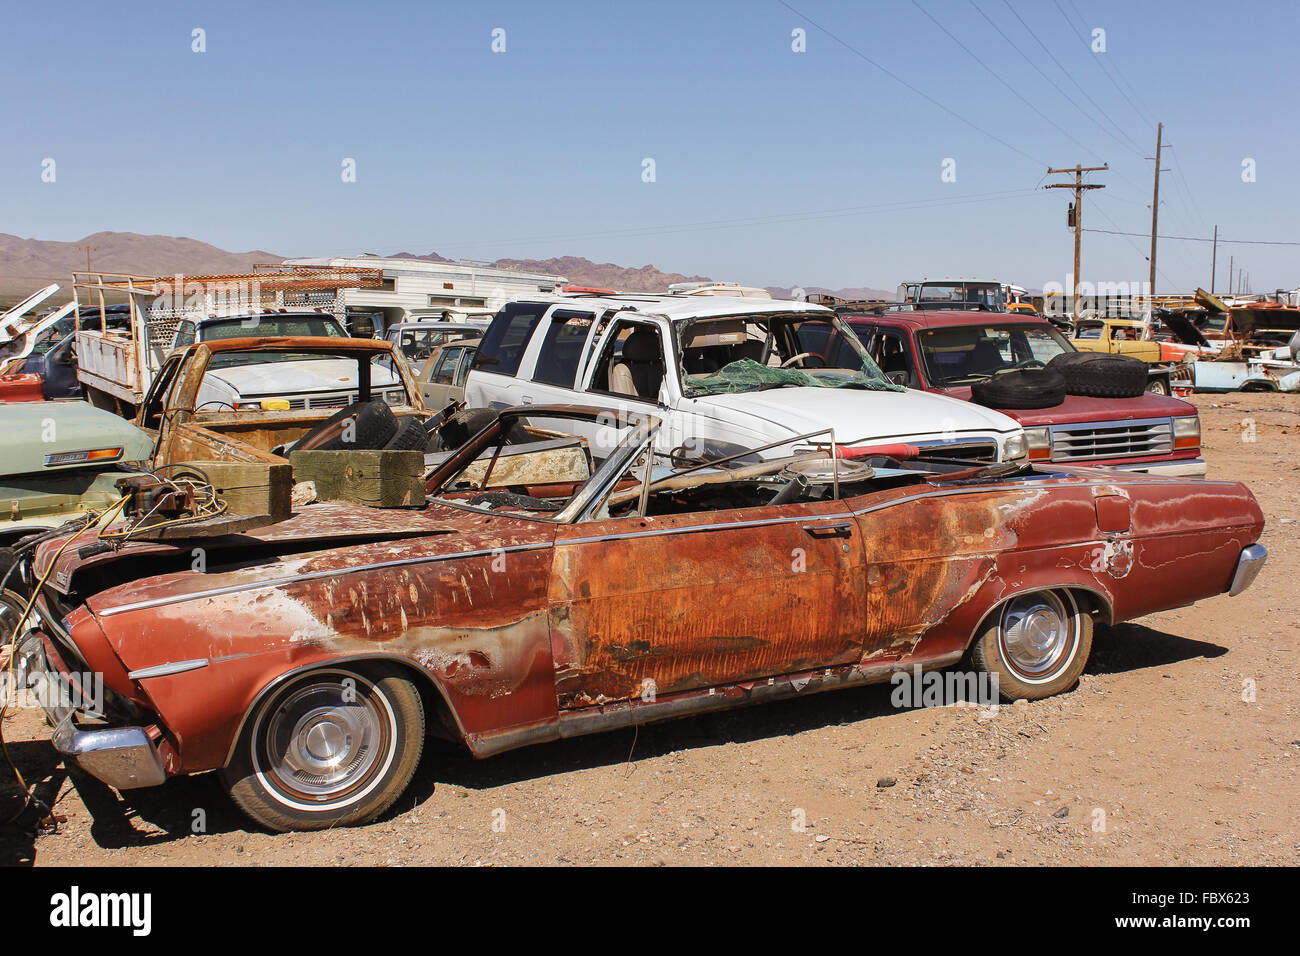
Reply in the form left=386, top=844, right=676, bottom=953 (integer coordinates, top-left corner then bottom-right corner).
left=0, top=232, right=892, bottom=305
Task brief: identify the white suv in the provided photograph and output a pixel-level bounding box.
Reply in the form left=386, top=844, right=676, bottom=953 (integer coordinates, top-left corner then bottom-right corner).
left=464, top=294, right=1027, bottom=463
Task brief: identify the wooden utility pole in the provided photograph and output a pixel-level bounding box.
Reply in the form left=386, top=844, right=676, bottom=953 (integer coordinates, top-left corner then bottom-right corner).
left=1210, top=225, right=1218, bottom=294
left=74, top=244, right=98, bottom=274
left=1228, top=255, right=1234, bottom=296
left=1044, top=164, right=1107, bottom=319
left=1147, top=123, right=1166, bottom=295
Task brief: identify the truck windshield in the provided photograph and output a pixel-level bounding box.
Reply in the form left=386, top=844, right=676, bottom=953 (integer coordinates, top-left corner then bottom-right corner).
left=200, top=315, right=346, bottom=340
left=678, top=314, right=902, bottom=396
left=912, top=283, right=1006, bottom=311
left=917, top=324, right=1072, bottom=386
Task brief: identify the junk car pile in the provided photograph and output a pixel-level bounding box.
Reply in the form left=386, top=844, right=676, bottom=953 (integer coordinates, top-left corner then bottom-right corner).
left=0, top=279, right=1270, bottom=832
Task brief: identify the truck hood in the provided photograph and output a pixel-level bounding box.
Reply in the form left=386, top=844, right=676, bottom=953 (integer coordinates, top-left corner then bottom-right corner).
left=691, top=386, right=1021, bottom=444
left=939, top=386, right=1196, bottom=426
left=208, top=358, right=401, bottom=397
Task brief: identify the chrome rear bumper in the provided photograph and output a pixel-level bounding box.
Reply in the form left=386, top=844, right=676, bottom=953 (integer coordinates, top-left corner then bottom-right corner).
left=1229, top=544, right=1268, bottom=597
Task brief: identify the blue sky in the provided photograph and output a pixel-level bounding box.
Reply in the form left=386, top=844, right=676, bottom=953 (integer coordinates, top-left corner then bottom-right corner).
left=2, top=0, right=1296, bottom=293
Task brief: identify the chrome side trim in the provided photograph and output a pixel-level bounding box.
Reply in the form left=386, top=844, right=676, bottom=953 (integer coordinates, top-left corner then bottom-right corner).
left=1228, top=544, right=1267, bottom=596
left=128, top=659, right=210, bottom=680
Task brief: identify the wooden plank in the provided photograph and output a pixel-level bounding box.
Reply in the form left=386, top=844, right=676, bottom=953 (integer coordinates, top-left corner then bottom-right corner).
left=290, top=449, right=425, bottom=508
left=174, top=460, right=293, bottom=521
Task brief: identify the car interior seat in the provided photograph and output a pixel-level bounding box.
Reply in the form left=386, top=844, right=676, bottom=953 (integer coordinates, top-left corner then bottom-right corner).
left=967, top=337, right=1005, bottom=376
left=610, top=327, right=664, bottom=399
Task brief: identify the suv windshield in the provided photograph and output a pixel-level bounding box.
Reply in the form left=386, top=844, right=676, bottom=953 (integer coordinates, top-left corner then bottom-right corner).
left=917, top=323, right=1072, bottom=386
left=677, top=314, right=902, bottom=396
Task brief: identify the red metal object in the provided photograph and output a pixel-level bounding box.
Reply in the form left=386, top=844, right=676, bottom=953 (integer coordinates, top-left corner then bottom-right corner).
left=0, top=373, right=45, bottom=402
left=20, top=407, right=1266, bottom=828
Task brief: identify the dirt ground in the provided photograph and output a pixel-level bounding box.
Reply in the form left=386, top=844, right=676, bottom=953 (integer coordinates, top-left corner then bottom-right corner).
left=2, top=393, right=1297, bottom=867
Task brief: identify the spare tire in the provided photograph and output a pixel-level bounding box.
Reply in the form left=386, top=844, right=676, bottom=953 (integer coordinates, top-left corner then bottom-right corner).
left=1048, top=352, right=1148, bottom=398
left=383, top=416, right=433, bottom=452
left=295, top=400, right=398, bottom=452
left=970, top=368, right=1067, bottom=409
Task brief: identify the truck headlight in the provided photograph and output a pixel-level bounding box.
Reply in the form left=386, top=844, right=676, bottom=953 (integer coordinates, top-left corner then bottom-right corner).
left=1023, top=426, right=1052, bottom=461
left=1172, top=416, right=1200, bottom=449
left=1002, top=432, right=1029, bottom=462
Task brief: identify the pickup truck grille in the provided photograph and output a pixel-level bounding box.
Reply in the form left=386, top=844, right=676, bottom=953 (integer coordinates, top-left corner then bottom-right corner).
left=1050, top=418, right=1173, bottom=461
left=274, top=388, right=405, bottom=410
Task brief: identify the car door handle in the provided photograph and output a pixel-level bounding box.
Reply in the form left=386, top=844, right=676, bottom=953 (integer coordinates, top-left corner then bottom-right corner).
left=803, top=521, right=854, bottom=538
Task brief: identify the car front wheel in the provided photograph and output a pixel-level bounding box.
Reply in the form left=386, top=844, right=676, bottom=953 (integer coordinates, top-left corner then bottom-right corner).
left=968, top=590, right=1093, bottom=701
left=223, top=665, right=425, bottom=832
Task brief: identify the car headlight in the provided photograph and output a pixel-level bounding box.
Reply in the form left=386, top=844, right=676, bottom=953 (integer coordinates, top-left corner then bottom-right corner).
left=1023, top=426, right=1052, bottom=461
left=1172, top=415, right=1200, bottom=449
left=1002, top=432, right=1028, bottom=462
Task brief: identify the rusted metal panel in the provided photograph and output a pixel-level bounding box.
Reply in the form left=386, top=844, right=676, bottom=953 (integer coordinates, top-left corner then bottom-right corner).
left=549, top=497, right=867, bottom=708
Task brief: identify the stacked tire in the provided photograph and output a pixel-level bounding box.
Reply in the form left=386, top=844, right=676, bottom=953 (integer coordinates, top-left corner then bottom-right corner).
left=1046, top=352, right=1148, bottom=399
left=971, top=368, right=1067, bottom=409
left=295, top=401, right=432, bottom=453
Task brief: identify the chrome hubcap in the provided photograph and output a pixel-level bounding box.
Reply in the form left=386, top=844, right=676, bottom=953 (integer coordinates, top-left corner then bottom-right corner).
left=261, top=680, right=386, bottom=800
left=999, top=591, right=1074, bottom=681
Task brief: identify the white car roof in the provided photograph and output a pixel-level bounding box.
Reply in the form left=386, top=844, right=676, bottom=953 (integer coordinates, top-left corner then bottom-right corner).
left=519, top=293, right=831, bottom=323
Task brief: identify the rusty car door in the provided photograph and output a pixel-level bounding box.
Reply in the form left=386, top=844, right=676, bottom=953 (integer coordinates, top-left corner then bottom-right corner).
left=547, top=498, right=867, bottom=709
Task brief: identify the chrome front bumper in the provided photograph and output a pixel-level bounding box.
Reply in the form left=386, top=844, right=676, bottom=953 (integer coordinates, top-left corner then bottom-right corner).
left=1229, top=544, right=1268, bottom=597
left=16, top=631, right=168, bottom=791
left=51, top=719, right=168, bottom=790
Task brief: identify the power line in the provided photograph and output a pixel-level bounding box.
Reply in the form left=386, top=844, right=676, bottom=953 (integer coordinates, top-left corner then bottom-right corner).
left=1002, top=0, right=1146, bottom=155
left=1054, top=0, right=1154, bottom=129
left=968, top=0, right=1143, bottom=160
left=910, top=0, right=1106, bottom=164
left=778, top=0, right=1049, bottom=166
left=1083, top=228, right=1300, bottom=246
left=1066, top=0, right=1157, bottom=127
left=1088, top=198, right=1179, bottom=289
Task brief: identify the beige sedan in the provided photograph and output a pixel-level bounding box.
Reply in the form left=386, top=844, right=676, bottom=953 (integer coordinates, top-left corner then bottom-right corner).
left=417, top=337, right=479, bottom=408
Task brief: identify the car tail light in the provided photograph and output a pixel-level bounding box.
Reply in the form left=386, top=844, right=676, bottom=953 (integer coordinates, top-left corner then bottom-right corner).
left=44, top=447, right=123, bottom=466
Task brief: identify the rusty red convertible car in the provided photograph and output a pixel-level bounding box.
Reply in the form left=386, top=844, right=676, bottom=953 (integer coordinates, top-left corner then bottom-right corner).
left=9, top=407, right=1266, bottom=831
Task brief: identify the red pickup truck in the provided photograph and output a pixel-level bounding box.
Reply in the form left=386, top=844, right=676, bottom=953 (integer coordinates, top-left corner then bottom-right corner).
left=831, top=309, right=1205, bottom=477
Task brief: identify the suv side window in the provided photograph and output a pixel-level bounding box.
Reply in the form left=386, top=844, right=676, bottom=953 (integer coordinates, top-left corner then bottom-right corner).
left=472, top=302, right=548, bottom=377
left=588, top=320, right=666, bottom=402
left=532, top=310, right=595, bottom=386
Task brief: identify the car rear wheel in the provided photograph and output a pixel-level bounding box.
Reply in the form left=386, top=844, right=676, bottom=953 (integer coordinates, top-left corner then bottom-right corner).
left=968, top=590, right=1093, bottom=701
left=1146, top=378, right=1171, bottom=395
left=222, top=665, right=425, bottom=832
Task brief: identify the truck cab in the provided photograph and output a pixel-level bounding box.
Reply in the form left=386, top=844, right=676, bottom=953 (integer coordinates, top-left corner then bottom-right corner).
left=832, top=309, right=1205, bottom=477
left=896, top=279, right=1008, bottom=312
